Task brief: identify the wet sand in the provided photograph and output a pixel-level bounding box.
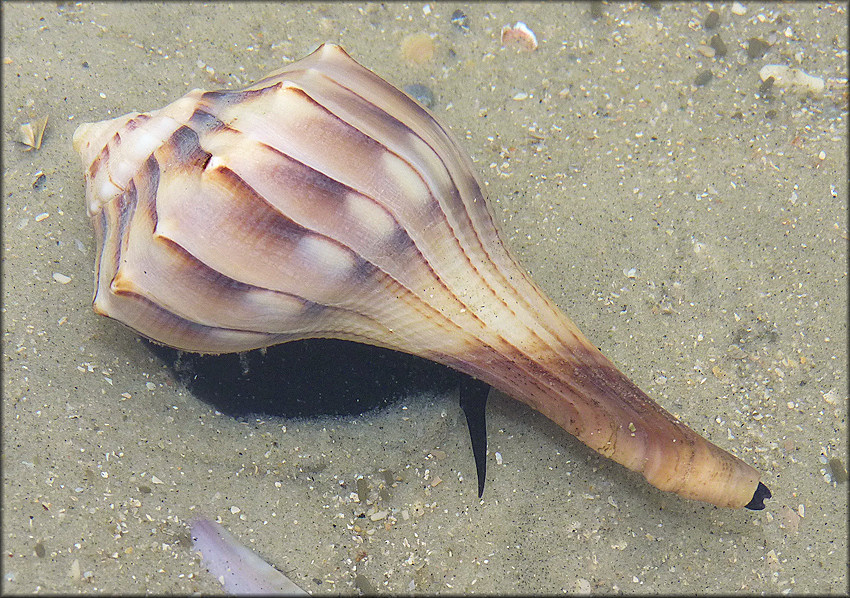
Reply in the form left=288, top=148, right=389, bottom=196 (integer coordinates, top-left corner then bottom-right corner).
left=3, top=2, right=847, bottom=594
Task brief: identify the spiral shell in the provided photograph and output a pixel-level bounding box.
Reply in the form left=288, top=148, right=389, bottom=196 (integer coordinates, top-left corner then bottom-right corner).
left=73, top=44, right=768, bottom=509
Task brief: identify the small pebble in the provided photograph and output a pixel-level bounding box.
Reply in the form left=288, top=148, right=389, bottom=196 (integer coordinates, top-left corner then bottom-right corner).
left=828, top=458, right=848, bottom=483
left=710, top=34, right=728, bottom=57
left=35, top=212, right=49, bottom=222
left=697, top=45, right=716, bottom=58
left=52, top=272, right=72, bottom=284
left=704, top=10, right=720, bottom=29
left=450, top=9, right=470, bottom=32
left=403, top=84, right=434, bottom=109
left=758, top=76, right=775, bottom=98
left=495, top=452, right=503, bottom=465
left=694, top=70, right=714, bottom=87
left=731, top=2, right=747, bottom=16
left=747, top=38, right=770, bottom=60
left=230, top=506, right=241, bottom=514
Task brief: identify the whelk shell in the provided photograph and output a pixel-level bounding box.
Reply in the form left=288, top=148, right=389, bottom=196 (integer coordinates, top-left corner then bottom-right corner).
left=73, top=43, right=769, bottom=510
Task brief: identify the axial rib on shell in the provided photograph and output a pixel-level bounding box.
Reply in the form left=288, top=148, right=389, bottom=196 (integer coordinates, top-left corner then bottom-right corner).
left=73, top=43, right=768, bottom=510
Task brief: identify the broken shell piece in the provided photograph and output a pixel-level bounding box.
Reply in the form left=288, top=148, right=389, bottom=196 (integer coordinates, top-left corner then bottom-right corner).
left=501, top=22, right=538, bottom=51
left=18, top=115, right=48, bottom=151
left=759, top=64, right=825, bottom=94
left=190, top=518, right=306, bottom=595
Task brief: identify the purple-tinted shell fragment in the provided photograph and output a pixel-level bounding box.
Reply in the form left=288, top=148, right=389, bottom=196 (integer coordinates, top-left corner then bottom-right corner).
left=190, top=517, right=306, bottom=595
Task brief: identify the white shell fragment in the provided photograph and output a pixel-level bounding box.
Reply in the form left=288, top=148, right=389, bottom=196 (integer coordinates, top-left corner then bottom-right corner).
left=190, top=518, right=306, bottom=595
left=19, top=115, right=48, bottom=151
left=759, top=64, right=825, bottom=94
left=73, top=44, right=769, bottom=510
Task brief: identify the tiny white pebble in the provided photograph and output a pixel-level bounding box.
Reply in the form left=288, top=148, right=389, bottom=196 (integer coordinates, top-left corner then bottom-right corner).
left=52, top=272, right=72, bottom=284
left=231, top=506, right=241, bottom=514
left=495, top=452, right=503, bottom=465
left=150, top=475, right=163, bottom=484
left=35, top=212, right=49, bottom=222
left=512, top=92, right=529, bottom=101
left=624, top=267, right=637, bottom=278
left=99, top=92, right=106, bottom=99
left=731, top=2, right=747, bottom=15
left=146, top=381, right=156, bottom=391
left=818, top=150, right=826, bottom=160
left=797, top=504, right=805, bottom=518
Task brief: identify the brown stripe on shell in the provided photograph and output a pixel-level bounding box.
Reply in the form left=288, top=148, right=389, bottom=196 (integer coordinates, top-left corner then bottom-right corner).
left=279, top=60, right=594, bottom=375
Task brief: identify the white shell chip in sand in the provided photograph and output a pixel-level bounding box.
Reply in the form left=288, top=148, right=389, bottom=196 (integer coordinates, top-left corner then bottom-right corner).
left=759, top=64, right=825, bottom=94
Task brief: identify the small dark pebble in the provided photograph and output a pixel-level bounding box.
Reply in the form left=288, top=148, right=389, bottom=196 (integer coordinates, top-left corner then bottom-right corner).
left=758, top=76, right=775, bottom=99
left=731, top=110, right=744, bottom=120
left=403, top=83, right=435, bottom=109
left=81, top=61, right=89, bottom=68
left=590, top=1, right=605, bottom=20
left=354, top=574, right=377, bottom=595
left=643, top=1, right=662, bottom=11
left=450, top=9, right=470, bottom=32
left=704, top=10, right=720, bottom=29
left=694, top=70, right=714, bottom=87
left=710, top=34, right=728, bottom=57
left=829, top=457, right=848, bottom=483
left=139, top=484, right=152, bottom=494
left=765, top=109, right=777, bottom=119
left=356, top=477, right=369, bottom=502
left=747, top=37, right=770, bottom=60
left=35, top=541, right=45, bottom=558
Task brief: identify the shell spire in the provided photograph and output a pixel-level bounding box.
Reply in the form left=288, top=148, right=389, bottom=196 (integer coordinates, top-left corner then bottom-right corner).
left=73, top=43, right=769, bottom=509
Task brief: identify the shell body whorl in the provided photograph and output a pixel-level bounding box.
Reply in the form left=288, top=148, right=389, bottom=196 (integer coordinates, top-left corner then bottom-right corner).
left=74, top=43, right=766, bottom=509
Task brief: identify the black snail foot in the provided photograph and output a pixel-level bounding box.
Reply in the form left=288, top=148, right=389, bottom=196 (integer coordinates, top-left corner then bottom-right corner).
left=744, top=482, right=772, bottom=510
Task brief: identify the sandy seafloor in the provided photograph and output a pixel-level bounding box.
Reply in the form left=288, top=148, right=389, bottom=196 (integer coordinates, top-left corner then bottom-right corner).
left=2, top=2, right=847, bottom=595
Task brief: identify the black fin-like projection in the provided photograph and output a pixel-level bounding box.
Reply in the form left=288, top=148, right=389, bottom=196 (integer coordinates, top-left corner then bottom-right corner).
left=459, top=376, right=491, bottom=498
left=744, top=481, right=772, bottom=510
